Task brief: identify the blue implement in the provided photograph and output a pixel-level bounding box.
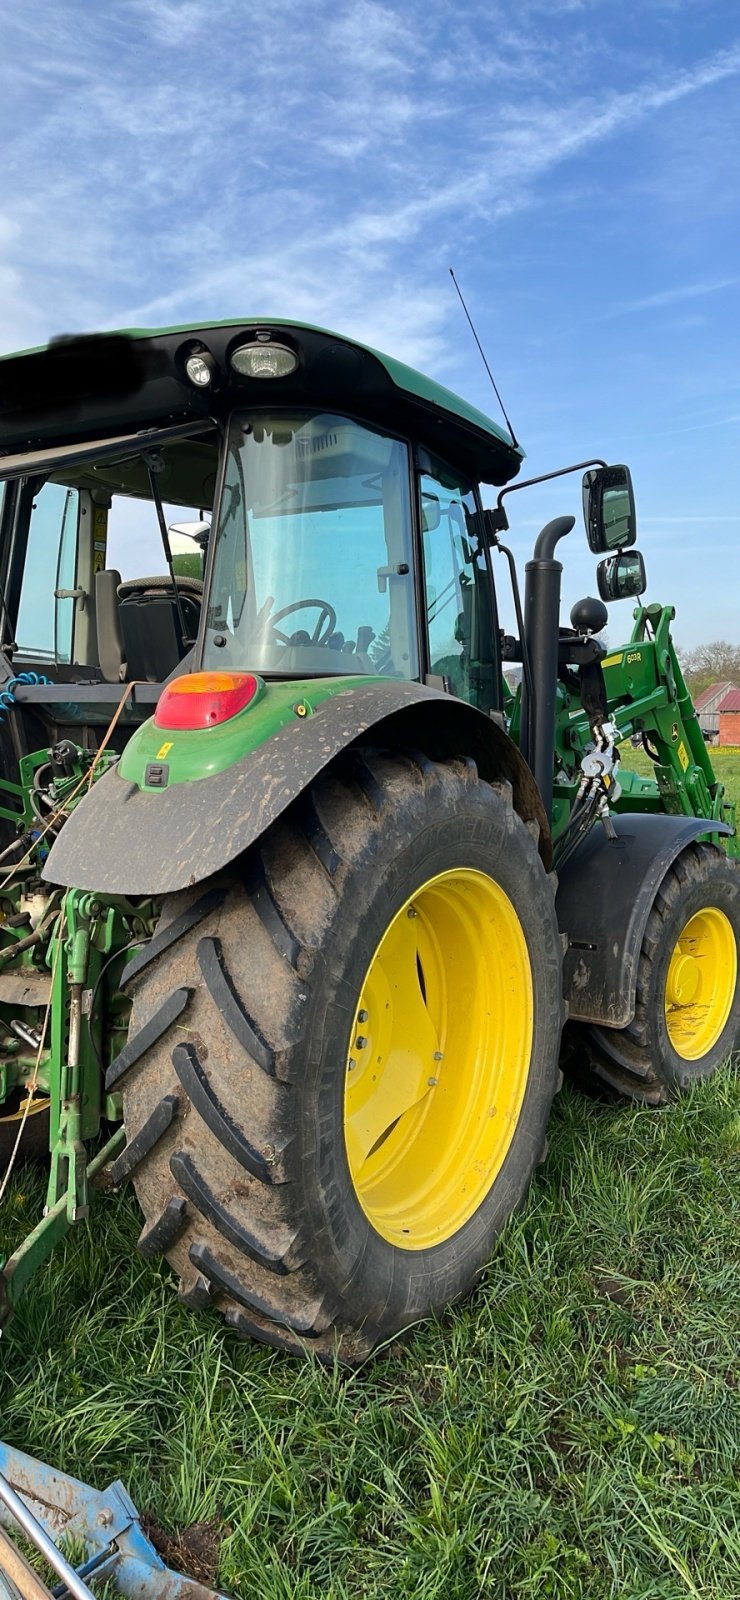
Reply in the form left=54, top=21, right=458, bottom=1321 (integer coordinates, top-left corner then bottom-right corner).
left=0, top=1444, right=231, bottom=1600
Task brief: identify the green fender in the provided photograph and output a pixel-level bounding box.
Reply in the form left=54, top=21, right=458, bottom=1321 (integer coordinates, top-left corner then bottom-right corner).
left=44, top=680, right=549, bottom=896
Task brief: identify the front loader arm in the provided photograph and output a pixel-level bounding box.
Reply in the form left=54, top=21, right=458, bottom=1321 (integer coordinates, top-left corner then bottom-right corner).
left=555, top=603, right=736, bottom=851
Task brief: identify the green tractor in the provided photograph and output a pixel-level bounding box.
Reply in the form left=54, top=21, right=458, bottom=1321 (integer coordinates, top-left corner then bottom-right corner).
left=0, top=321, right=737, bottom=1362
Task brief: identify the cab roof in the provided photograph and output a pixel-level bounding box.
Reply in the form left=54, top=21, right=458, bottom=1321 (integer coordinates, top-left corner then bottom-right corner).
left=0, top=319, right=523, bottom=487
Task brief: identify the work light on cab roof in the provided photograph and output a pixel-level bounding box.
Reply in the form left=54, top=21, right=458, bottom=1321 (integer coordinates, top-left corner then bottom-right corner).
left=230, top=336, right=299, bottom=379
left=185, top=352, right=215, bottom=388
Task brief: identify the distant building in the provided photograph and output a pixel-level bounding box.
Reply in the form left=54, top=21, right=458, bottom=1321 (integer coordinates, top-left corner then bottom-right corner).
left=718, top=687, right=740, bottom=747
left=693, top=681, right=740, bottom=743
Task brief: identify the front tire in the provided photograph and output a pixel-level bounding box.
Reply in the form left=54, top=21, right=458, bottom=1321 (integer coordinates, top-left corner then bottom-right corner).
left=117, top=751, right=563, bottom=1361
left=571, top=844, right=740, bottom=1105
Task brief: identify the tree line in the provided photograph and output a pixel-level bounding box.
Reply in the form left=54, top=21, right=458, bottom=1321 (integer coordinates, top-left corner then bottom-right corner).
left=677, top=641, right=740, bottom=698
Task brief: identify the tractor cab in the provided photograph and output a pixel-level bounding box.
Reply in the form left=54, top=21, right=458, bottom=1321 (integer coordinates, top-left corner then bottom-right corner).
left=202, top=409, right=502, bottom=709
left=0, top=321, right=527, bottom=756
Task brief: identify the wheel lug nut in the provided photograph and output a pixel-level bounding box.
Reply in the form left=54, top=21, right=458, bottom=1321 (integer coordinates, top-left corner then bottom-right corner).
left=428, top=1076, right=438, bottom=1087
left=356, top=1036, right=367, bottom=1050
left=407, top=907, right=418, bottom=918
left=358, top=1010, right=368, bottom=1023
left=347, top=1059, right=356, bottom=1072
left=433, top=1051, right=443, bottom=1061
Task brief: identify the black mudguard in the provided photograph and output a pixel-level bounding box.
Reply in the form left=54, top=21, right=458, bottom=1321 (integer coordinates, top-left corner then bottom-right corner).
left=556, top=812, right=733, bottom=1028
left=44, top=681, right=549, bottom=896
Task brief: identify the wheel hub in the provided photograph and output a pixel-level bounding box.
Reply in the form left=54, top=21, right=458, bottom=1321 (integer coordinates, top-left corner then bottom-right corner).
left=665, top=951, right=700, bottom=1008
left=344, top=867, right=534, bottom=1250
left=664, top=905, right=737, bottom=1061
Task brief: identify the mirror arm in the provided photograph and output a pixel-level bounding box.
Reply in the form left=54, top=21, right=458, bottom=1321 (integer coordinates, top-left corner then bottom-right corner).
left=493, top=458, right=608, bottom=529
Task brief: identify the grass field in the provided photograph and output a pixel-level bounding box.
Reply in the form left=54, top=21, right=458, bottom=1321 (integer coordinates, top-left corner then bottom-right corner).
left=621, top=743, right=740, bottom=800
left=709, top=748, right=740, bottom=799
left=1, top=755, right=739, bottom=1600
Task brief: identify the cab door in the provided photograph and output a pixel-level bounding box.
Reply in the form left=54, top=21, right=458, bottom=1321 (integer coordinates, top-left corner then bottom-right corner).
left=418, top=454, right=500, bottom=712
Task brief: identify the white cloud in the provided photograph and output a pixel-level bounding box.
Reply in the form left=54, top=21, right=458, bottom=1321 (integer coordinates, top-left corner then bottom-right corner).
left=1, top=7, right=734, bottom=341
left=606, top=277, right=740, bottom=316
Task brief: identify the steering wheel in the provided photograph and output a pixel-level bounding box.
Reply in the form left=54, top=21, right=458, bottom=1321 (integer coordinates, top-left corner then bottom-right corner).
left=270, top=598, right=337, bottom=646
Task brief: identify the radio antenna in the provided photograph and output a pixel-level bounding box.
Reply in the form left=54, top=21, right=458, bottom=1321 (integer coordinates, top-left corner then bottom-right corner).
left=449, top=267, right=520, bottom=449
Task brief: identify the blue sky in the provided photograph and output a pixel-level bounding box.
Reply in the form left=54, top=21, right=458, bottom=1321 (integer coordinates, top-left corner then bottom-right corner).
left=2, top=0, right=739, bottom=648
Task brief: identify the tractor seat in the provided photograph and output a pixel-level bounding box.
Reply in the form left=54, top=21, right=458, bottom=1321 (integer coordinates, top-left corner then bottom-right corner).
left=117, top=575, right=202, bottom=682
left=118, top=574, right=204, bottom=600
left=96, top=569, right=203, bottom=683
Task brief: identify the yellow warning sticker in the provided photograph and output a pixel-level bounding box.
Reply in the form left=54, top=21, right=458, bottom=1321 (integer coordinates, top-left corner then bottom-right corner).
left=677, top=741, right=689, bottom=771
left=156, top=741, right=174, bottom=760
left=92, top=504, right=108, bottom=574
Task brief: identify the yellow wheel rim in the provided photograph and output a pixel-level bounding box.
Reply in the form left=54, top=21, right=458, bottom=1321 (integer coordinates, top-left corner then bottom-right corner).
left=664, top=906, right=737, bottom=1061
left=0, top=1094, right=50, bottom=1127
left=343, top=868, right=534, bottom=1249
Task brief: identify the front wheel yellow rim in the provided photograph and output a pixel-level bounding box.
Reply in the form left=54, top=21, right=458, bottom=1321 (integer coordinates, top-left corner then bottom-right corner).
left=664, top=905, right=737, bottom=1061
left=343, top=867, right=534, bottom=1250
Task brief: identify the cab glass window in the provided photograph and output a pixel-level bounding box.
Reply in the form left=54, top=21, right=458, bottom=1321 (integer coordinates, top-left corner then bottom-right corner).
left=203, top=413, right=417, bottom=678
left=15, top=481, right=79, bottom=663
left=420, top=460, right=498, bottom=712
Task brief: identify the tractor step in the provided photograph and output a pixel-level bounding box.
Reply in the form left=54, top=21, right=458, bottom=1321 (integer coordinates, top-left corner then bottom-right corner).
left=0, top=1444, right=230, bottom=1600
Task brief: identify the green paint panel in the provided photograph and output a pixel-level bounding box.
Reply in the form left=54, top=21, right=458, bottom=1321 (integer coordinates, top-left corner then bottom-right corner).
left=118, top=674, right=379, bottom=789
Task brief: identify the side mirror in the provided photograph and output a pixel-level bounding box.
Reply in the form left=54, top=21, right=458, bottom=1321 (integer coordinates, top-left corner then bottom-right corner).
left=597, top=549, right=647, bottom=603
left=169, top=521, right=209, bottom=583
left=168, top=520, right=211, bottom=547
left=582, top=465, right=636, bottom=553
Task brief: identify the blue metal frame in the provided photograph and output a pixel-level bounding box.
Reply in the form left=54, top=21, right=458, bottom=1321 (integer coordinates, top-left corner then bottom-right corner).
left=0, top=1444, right=230, bottom=1600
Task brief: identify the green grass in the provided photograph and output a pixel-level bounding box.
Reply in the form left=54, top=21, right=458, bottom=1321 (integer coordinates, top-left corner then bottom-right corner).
left=2, top=1072, right=739, bottom=1600
left=2, top=754, right=739, bottom=1600
left=620, top=743, right=740, bottom=799
left=712, top=748, right=740, bottom=790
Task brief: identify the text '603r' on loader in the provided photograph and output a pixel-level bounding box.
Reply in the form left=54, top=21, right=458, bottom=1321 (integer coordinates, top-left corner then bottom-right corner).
left=0, top=321, right=737, bottom=1363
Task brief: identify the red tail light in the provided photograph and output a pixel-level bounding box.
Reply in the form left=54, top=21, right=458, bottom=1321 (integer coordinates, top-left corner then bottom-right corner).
left=154, top=671, right=260, bottom=730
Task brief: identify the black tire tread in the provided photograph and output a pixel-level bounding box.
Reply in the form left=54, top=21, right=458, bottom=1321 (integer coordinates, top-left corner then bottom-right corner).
left=105, top=988, right=192, bottom=1091
left=120, top=888, right=226, bottom=988
left=169, top=1151, right=294, bottom=1273
left=121, top=750, right=561, bottom=1363
left=109, top=1092, right=182, bottom=1184
left=172, top=1041, right=281, bottom=1182
left=197, top=937, right=276, bottom=1075
left=137, top=1195, right=188, bottom=1257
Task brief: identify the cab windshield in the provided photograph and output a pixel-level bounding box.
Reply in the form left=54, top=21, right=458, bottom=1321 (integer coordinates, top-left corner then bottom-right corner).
left=202, top=413, right=418, bottom=678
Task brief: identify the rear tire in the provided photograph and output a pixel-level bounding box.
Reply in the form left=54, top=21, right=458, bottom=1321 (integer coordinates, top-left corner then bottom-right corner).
left=570, top=844, right=740, bottom=1105
left=117, top=751, right=563, bottom=1361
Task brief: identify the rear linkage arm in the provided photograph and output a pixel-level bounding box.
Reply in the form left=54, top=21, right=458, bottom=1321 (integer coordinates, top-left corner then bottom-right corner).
left=0, top=890, right=154, bottom=1333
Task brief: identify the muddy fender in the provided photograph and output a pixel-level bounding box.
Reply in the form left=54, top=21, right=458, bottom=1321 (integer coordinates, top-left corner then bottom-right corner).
left=45, top=681, right=549, bottom=895
left=556, top=812, right=733, bottom=1028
